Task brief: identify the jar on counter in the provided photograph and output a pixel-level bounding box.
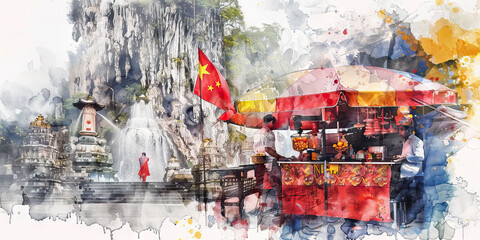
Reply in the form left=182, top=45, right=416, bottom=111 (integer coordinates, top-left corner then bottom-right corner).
left=355, top=150, right=366, bottom=160
left=291, top=133, right=309, bottom=152
left=307, top=123, right=322, bottom=151
left=365, top=152, right=373, bottom=162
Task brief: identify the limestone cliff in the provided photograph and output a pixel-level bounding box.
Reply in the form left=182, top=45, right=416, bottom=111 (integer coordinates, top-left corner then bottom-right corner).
left=68, top=0, right=229, bottom=168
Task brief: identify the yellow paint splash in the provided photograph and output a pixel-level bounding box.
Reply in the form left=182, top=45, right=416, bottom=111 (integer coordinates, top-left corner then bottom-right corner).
left=385, top=16, right=392, bottom=23
left=419, top=18, right=480, bottom=64
left=172, top=217, right=203, bottom=240
left=435, top=0, right=444, bottom=6
left=377, top=9, right=386, bottom=19
left=467, top=100, right=480, bottom=126
left=457, top=54, right=480, bottom=110
left=377, top=9, right=392, bottom=23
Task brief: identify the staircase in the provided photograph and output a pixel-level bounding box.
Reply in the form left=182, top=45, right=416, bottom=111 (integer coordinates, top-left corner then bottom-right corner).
left=78, top=182, right=194, bottom=204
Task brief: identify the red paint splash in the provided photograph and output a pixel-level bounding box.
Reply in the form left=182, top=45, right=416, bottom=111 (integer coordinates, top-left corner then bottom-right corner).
left=343, top=29, right=348, bottom=35
left=232, top=219, right=248, bottom=228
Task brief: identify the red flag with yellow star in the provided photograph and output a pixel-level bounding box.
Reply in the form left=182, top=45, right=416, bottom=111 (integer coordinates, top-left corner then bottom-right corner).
left=194, top=48, right=236, bottom=121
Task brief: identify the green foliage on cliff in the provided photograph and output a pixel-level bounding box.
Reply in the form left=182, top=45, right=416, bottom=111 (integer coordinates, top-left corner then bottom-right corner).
left=221, top=2, right=244, bottom=34
left=63, top=92, right=89, bottom=110
left=107, top=110, right=130, bottom=127
left=220, top=0, right=283, bottom=98
left=125, top=83, right=148, bottom=101
left=171, top=57, right=183, bottom=67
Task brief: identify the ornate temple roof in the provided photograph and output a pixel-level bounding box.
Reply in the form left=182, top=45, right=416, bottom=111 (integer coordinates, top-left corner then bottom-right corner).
left=73, top=95, right=104, bottom=111
left=30, top=114, right=51, bottom=128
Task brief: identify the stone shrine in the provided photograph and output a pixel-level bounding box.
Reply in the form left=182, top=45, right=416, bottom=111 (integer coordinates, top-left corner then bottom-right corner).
left=164, top=155, right=193, bottom=183
left=11, top=114, right=72, bottom=205
left=70, top=96, right=116, bottom=180
left=13, top=114, right=70, bottom=182
left=196, top=138, right=226, bottom=169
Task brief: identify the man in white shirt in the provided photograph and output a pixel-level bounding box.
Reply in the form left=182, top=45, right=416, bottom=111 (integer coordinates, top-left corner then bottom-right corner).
left=395, top=125, right=424, bottom=178
left=254, top=114, right=288, bottom=217
left=392, top=117, right=425, bottom=225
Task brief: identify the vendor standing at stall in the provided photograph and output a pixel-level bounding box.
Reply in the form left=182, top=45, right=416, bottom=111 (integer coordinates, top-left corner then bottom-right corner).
left=392, top=115, right=425, bottom=225
left=253, top=114, right=290, bottom=215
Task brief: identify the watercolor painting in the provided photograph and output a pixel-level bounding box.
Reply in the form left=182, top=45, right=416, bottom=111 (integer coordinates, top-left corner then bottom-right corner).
left=1, top=0, right=480, bottom=239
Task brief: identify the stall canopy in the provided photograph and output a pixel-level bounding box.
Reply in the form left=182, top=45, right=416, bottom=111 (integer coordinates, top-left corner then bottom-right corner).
left=229, top=65, right=456, bottom=129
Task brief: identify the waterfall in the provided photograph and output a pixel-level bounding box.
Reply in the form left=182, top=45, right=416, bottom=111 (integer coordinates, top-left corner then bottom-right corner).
left=72, top=109, right=83, bottom=134
left=97, top=113, right=122, bottom=134
left=115, top=100, right=174, bottom=181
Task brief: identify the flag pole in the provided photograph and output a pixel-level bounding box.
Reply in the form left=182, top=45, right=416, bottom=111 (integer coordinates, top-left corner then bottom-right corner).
left=201, top=69, right=208, bottom=223
left=194, top=0, right=209, bottom=224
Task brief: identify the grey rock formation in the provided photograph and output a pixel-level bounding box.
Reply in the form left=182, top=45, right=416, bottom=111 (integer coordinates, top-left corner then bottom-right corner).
left=69, top=0, right=229, bottom=167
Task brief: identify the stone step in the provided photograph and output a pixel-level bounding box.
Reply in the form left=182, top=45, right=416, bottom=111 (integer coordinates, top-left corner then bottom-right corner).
left=81, top=189, right=194, bottom=194
left=80, top=183, right=190, bottom=190
left=79, top=183, right=177, bottom=186
left=80, top=187, right=187, bottom=192
left=80, top=192, right=190, bottom=198
left=79, top=196, right=192, bottom=204
left=22, top=181, right=197, bottom=205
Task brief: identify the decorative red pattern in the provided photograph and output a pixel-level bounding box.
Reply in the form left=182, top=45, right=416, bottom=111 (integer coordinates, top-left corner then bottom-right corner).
left=281, top=164, right=391, bottom=222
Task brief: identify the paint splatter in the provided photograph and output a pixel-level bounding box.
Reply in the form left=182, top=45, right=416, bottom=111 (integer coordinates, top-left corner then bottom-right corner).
left=419, top=18, right=480, bottom=64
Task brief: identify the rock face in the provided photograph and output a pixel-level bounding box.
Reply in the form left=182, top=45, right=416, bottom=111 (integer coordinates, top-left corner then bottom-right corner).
left=69, top=0, right=229, bottom=170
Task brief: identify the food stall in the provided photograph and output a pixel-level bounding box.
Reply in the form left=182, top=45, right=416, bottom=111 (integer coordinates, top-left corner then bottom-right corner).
left=228, top=65, right=456, bottom=222
left=280, top=108, right=396, bottom=222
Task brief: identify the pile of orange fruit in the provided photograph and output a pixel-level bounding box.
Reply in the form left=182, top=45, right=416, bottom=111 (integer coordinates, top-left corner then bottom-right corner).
left=333, top=140, right=349, bottom=152
left=292, top=136, right=309, bottom=151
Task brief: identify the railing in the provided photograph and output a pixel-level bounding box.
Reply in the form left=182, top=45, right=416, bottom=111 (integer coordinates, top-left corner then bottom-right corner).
left=191, top=164, right=258, bottom=218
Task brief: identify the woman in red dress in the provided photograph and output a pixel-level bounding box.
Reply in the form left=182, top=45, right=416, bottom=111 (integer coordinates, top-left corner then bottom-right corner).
left=138, top=152, right=150, bottom=182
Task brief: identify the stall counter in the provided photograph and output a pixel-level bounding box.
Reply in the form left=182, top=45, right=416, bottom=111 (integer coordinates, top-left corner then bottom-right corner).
left=277, top=160, right=396, bottom=222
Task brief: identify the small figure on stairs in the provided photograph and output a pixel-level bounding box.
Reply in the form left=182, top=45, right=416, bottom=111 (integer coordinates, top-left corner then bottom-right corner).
left=138, top=152, right=150, bottom=182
